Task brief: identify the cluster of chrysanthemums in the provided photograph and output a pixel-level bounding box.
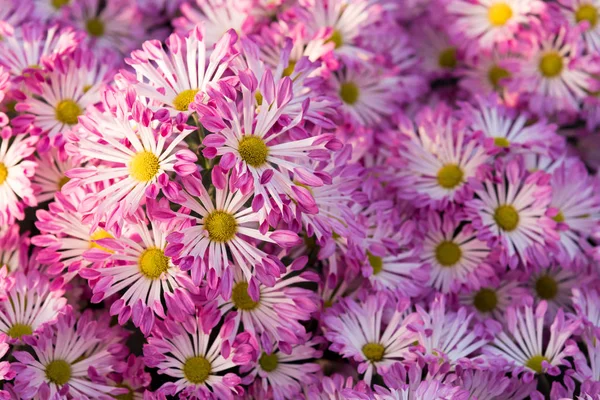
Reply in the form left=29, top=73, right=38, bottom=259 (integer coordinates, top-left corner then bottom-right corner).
left=0, top=0, right=599, bottom=399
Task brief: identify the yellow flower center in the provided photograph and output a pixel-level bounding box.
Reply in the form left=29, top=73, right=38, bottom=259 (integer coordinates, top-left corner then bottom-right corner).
left=367, top=252, right=383, bottom=275
left=231, top=281, right=259, bottom=310
left=473, top=288, right=498, bottom=312
left=57, top=176, right=70, bottom=190
left=139, top=248, right=169, bottom=280
left=339, top=82, right=360, bottom=105
left=488, top=65, right=511, bottom=89
left=535, top=274, right=558, bottom=300
left=52, top=0, right=70, bottom=9
left=552, top=211, right=565, bottom=223
left=55, top=99, right=82, bottom=126
left=89, top=229, right=115, bottom=253
left=539, top=52, right=564, bottom=78
left=525, top=355, right=549, bottom=374
left=172, top=89, right=199, bottom=112
left=282, top=61, right=297, bottom=77
left=328, top=30, right=344, bottom=49
left=437, top=164, right=464, bottom=189
left=129, top=151, right=160, bottom=182
left=576, top=4, right=598, bottom=28
left=435, top=241, right=462, bottom=267
left=488, top=2, right=513, bottom=26
left=0, top=163, right=8, bottom=185
left=362, top=343, right=385, bottom=362
left=86, top=18, right=105, bottom=37
left=259, top=352, right=279, bottom=372
left=494, top=137, right=511, bottom=148
left=494, top=205, right=519, bottom=231
left=438, top=48, right=458, bottom=69
left=183, top=356, right=211, bottom=384
left=7, top=323, right=32, bottom=339
left=45, top=359, right=72, bottom=385
left=254, top=91, right=264, bottom=106
left=238, top=135, right=269, bottom=168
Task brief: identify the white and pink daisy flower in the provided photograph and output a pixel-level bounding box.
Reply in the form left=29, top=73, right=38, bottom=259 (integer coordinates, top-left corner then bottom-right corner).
left=559, top=0, right=600, bottom=52
left=121, top=25, right=237, bottom=116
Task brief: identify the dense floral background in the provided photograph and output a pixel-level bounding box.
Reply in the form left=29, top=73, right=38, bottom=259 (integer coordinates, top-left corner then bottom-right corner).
left=0, top=0, right=599, bottom=399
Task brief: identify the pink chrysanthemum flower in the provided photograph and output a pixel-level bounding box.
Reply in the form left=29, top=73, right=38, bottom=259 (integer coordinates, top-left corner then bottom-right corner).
left=465, top=157, right=555, bottom=267
left=63, top=101, right=195, bottom=225
left=82, top=205, right=197, bottom=335
left=198, top=72, right=341, bottom=220
left=16, top=49, right=115, bottom=137
left=12, top=310, right=125, bottom=399
left=240, top=336, right=322, bottom=400
left=422, top=212, right=493, bottom=293
left=68, top=0, right=142, bottom=55
left=331, top=63, right=409, bottom=127
left=219, top=255, right=318, bottom=345
left=323, top=294, right=420, bottom=385
left=0, top=224, right=29, bottom=272
left=0, top=23, right=80, bottom=80
left=458, top=273, right=528, bottom=320
left=528, top=264, right=580, bottom=320
left=162, top=170, right=300, bottom=286
left=398, top=110, right=490, bottom=208
left=483, top=299, right=579, bottom=379
left=411, top=22, right=462, bottom=78
left=33, top=189, right=118, bottom=278
left=108, top=354, right=151, bottom=400
left=121, top=26, right=236, bottom=116
left=175, top=0, right=258, bottom=47
left=573, top=287, right=600, bottom=329
left=411, top=295, right=491, bottom=365
left=304, top=374, right=368, bottom=400
left=548, top=159, right=600, bottom=264
left=31, top=135, right=83, bottom=203
left=0, top=132, right=37, bottom=226
left=31, top=0, right=72, bottom=21
left=511, top=26, right=598, bottom=116
left=459, top=48, right=520, bottom=96
left=445, top=0, right=543, bottom=50
left=143, top=307, right=253, bottom=400
left=0, top=269, right=67, bottom=342
left=295, top=0, right=379, bottom=60
left=458, top=95, right=562, bottom=156
left=558, top=0, right=600, bottom=52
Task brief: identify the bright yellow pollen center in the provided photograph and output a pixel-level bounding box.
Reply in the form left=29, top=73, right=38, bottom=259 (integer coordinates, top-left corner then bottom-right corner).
left=282, top=61, right=297, bottom=77
left=494, top=137, right=511, bottom=148
left=437, top=164, right=464, bottom=189
left=576, top=4, right=598, bottom=28
left=183, top=356, right=211, bottom=384
left=435, top=241, right=462, bottom=267
left=473, top=288, right=498, bottom=313
left=86, top=18, right=105, bottom=37
left=438, top=48, right=458, bottom=69
left=362, top=343, right=385, bottom=362
left=129, top=151, right=160, bottom=182
left=45, top=359, right=72, bottom=385
left=488, top=3, right=513, bottom=26
left=553, top=211, right=565, bottom=223
left=488, top=65, right=511, bottom=89
left=55, top=99, right=82, bottom=126
left=89, top=229, right=115, bottom=253
left=139, top=248, right=169, bottom=279
left=367, top=252, right=383, bottom=275
left=259, top=352, right=279, bottom=372
left=238, top=136, right=269, bottom=167
left=0, top=163, right=8, bottom=185
left=173, top=89, right=199, bottom=112
left=494, top=205, right=519, bottom=231
left=539, top=53, right=564, bottom=78
left=231, top=282, right=259, bottom=310
left=526, top=355, right=549, bottom=373
left=535, top=274, right=558, bottom=300
left=205, top=210, right=237, bottom=242
left=339, top=82, right=360, bottom=105
left=52, top=0, right=70, bottom=9
left=7, top=323, right=32, bottom=339
left=328, top=30, right=344, bottom=49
